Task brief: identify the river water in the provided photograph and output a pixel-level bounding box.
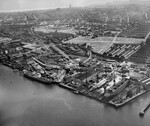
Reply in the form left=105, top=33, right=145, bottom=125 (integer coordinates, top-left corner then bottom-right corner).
left=0, top=65, right=150, bottom=126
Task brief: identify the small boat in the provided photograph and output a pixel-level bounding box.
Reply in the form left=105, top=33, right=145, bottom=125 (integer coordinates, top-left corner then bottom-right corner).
left=74, top=90, right=79, bottom=94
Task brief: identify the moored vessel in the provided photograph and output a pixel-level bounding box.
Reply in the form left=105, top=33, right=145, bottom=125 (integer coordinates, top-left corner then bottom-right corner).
left=23, top=70, right=54, bottom=85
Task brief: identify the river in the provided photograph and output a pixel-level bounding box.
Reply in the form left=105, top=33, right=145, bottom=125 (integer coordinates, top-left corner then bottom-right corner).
left=0, top=65, right=150, bottom=126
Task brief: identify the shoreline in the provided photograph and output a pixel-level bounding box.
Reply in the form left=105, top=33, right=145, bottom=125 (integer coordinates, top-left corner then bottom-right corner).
left=0, top=64, right=149, bottom=108
left=109, top=90, right=148, bottom=108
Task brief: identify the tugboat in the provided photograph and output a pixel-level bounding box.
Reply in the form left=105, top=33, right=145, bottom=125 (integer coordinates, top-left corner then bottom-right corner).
left=23, top=70, right=54, bottom=85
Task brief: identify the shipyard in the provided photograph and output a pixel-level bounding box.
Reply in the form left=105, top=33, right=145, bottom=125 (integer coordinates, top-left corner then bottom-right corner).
left=1, top=8, right=150, bottom=108
left=1, top=0, right=150, bottom=126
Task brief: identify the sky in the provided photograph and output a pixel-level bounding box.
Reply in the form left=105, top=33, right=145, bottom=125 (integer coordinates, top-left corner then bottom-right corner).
left=0, top=0, right=130, bottom=12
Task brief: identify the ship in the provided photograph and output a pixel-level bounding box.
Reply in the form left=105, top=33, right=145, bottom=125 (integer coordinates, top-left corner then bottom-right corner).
left=89, top=78, right=107, bottom=92
left=104, top=79, right=129, bottom=99
left=0, top=55, right=7, bottom=62
left=23, top=70, right=54, bottom=85
left=2, top=61, right=12, bottom=68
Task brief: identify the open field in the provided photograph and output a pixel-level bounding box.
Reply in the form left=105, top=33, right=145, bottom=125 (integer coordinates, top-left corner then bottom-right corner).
left=65, top=36, right=114, bottom=53
left=66, top=36, right=144, bottom=54
left=35, top=26, right=76, bottom=34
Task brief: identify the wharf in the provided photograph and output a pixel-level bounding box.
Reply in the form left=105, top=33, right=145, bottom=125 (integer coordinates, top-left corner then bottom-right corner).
left=109, top=90, right=147, bottom=108
left=58, top=83, right=105, bottom=103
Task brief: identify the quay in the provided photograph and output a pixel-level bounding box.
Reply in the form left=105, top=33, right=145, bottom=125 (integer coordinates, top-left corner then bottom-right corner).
left=109, top=90, right=147, bottom=108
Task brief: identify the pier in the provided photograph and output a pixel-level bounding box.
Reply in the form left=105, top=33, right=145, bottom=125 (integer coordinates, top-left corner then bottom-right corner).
left=139, top=102, right=150, bottom=117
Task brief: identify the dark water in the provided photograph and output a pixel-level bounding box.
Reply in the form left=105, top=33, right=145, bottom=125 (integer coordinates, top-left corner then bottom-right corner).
left=0, top=65, right=150, bottom=126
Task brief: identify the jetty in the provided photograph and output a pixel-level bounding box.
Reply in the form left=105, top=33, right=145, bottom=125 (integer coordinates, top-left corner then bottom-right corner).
left=139, top=102, right=150, bottom=117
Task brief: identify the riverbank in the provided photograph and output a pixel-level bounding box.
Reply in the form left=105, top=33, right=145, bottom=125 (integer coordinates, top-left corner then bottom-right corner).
left=109, top=90, right=148, bottom=108
left=1, top=63, right=150, bottom=108
left=57, top=80, right=150, bottom=108
left=1, top=64, right=150, bottom=126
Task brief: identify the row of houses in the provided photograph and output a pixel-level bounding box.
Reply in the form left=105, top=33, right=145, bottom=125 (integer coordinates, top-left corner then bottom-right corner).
left=103, top=43, right=142, bottom=59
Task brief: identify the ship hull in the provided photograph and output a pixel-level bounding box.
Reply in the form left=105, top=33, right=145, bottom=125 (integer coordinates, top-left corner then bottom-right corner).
left=23, top=73, right=54, bottom=85
left=105, top=79, right=129, bottom=100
